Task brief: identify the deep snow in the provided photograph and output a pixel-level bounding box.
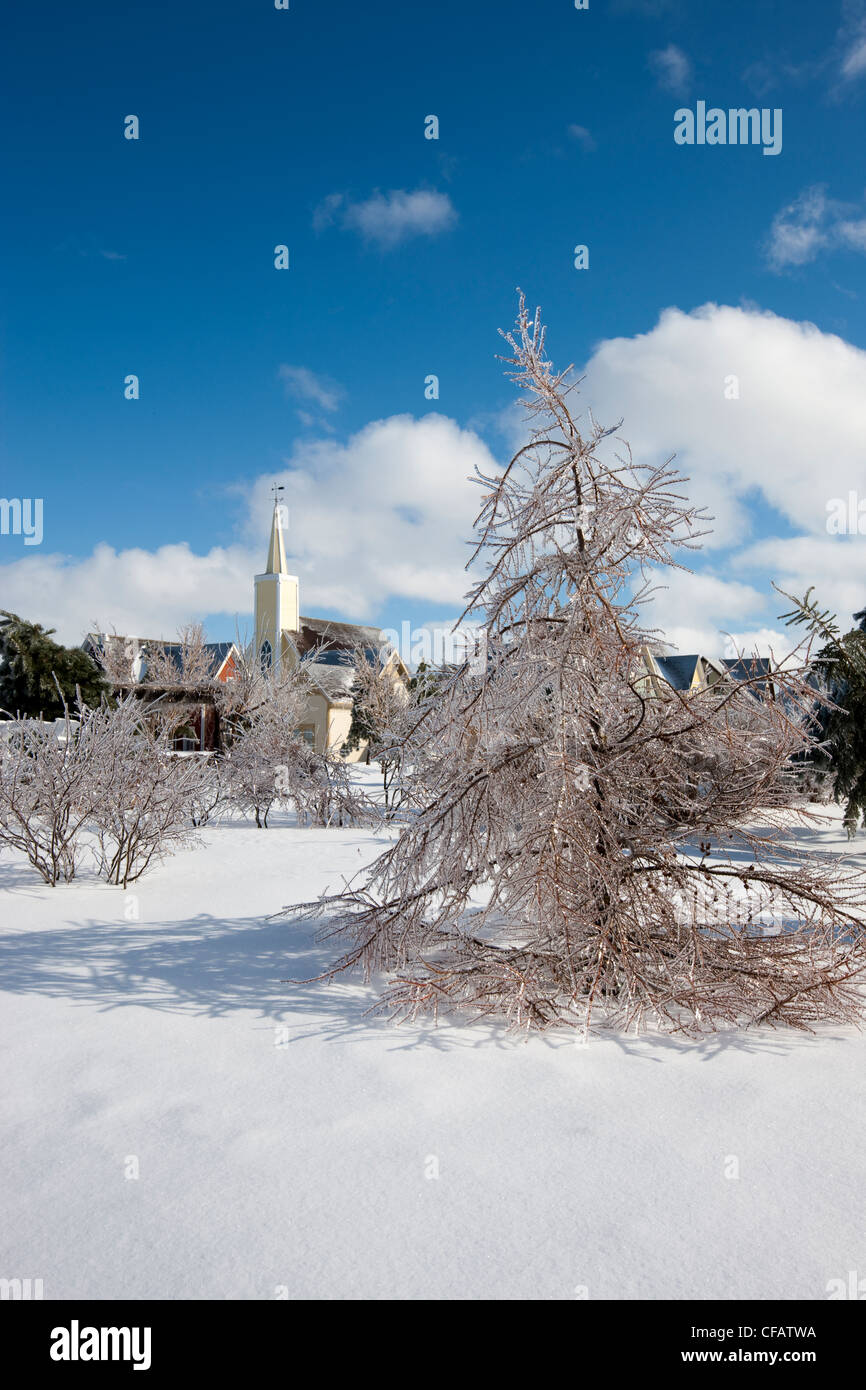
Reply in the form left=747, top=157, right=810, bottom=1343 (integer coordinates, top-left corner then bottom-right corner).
left=1, top=794, right=865, bottom=1300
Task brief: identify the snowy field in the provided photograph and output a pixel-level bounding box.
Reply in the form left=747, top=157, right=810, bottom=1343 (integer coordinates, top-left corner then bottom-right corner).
left=1, top=785, right=865, bottom=1301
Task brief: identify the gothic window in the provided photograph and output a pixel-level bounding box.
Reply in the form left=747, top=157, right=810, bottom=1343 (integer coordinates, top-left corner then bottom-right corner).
left=260, top=639, right=272, bottom=672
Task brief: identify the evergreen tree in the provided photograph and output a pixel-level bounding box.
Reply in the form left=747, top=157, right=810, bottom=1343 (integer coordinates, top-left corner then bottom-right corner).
left=779, top=589, right=866, bottom=836
left=0, top=612, right=105, bottom=719
left=342, top=645, right=410, bottom=812
left=342, top=680, right=378, bottom=766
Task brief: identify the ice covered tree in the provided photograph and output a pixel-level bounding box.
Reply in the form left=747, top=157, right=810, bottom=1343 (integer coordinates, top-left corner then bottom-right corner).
left=0, top=693, right=208, bottom=885
left=285, top=296, right=866, bottom=1037
left=141, top=623, right=217, bottom=691
left=778, top=588, right=866, bottom=836
left=219, top=661, right=310, bottom=827
left=0, top=708, right=93, bottom=883
left=84, top=694, right=209, bottom=885
left=219, top=655, right=366, bottom=828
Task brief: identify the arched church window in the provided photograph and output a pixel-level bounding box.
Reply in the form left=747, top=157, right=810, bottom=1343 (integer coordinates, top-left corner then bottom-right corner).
left=260, top=639, right=272, bottom=672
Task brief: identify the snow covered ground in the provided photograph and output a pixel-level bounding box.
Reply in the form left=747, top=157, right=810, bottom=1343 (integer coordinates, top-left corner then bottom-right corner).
left=1, top=790, right=865, bottom=1301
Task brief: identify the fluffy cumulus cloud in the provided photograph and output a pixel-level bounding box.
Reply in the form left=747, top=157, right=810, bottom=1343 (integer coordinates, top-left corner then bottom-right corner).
left=636, top=570, right=771, bottom=661
left=313, top=188, right=457, bottom=249
left=572, top=302, right=866, bottom=653
left=0, top=416, right=497, bottom=645
left=0, top=543, right=256, bottom=647
left=247, top=413, right=493, bottom=614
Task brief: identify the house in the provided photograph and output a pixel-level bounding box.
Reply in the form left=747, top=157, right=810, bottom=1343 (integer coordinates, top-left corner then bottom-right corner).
left=636, top=643, right=727, bottom=698
left=720, top=656, right=777, bottom=701
left=80, top=633, right=240, bottom=751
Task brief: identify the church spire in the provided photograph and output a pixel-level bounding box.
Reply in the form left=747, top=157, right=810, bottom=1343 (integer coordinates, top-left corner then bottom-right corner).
left=265, top=486, right=288, bottom=575
left=255, top=485, right=299, bottom=666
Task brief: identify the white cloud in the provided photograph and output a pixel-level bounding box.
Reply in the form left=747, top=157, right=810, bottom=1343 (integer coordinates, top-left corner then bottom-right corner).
left=248, top=413, right=493, bottom=614
left=766, top=186, right=832, bottom=269
left=638, top=569, right=772, bottom=659
left=277, top=364, right=344, bottom=413
left=736, top=535, right=866, bottom=635
left=313, top=188, right=457, bottom=249
left=837, top=216, right=866, bottom=251
left=569, top=302, right=866, bottom=649
left=312, top=192, right=344, bottom=232
left=766, top=185, right=866, bottom=269
left=579, top=301, right=866, bottom=541
left=839, top=5, right=866, bottom=85
left=0, top=543, right=255, bottom=647
left=648, top=44, right=692, bottom=94
left=0, top=416, right=497, bottom=645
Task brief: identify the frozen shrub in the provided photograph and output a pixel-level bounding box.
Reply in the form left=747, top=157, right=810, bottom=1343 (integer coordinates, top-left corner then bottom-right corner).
left=284, top=297, right=866, bottom=1037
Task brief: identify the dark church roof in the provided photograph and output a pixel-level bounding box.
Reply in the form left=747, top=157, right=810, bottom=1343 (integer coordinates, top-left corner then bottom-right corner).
left=293, top=616, right=393, bottom=703
left=294, top=616, right=388, bottom=657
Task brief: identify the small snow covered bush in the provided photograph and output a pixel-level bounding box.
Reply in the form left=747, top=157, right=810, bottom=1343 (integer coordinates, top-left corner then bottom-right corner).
left=83, top=696, right=207, bottom=886
left=0, top=711, right=90, bottom=884
left=0, top=694, right=210, bottom=887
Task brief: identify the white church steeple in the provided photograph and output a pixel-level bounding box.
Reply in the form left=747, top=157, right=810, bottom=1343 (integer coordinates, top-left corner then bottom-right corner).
left=254, top=488, right=299, bottom=672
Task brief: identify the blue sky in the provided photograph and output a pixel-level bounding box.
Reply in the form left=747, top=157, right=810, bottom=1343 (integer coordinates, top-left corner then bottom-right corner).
left=2, top=0, right=866, bottom=656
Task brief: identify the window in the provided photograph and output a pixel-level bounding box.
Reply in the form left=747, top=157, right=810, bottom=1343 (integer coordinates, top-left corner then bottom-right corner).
left=260, top=639, right=272, bottom=672
left=297, top=725, right=315, bottom=747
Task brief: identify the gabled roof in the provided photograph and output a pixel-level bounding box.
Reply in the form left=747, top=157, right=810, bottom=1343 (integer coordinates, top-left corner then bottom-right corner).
left=82, top=634, right=238, bottom=681
left=294, top=616, right=388, bottom=657
left=721, top=657, right=773, bottom=680
left=291, top=616, right=406, bottom=704
left=654, top=654, right=700, bottom=690
left=305, top=663, right=356, bottom=703
left=720, top=656, right=776, bottom=701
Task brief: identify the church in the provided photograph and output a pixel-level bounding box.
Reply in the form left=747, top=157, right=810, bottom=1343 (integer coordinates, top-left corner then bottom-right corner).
left=252, top=497, right=408, bottom=758
left=83, top=498, right=408, bottom=759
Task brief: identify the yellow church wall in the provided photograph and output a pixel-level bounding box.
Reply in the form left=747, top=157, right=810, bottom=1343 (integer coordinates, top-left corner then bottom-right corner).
left=296, top=691, right=329, bottom=754
left=326, top=702, right=362, bottom=761
left=295, top=694, right=366, bottom=761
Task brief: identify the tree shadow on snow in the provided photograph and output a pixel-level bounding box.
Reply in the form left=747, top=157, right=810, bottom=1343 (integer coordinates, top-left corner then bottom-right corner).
left=0, top=899, right=851, bottom=1059
left=0, top=910, right=354, bottom=1018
